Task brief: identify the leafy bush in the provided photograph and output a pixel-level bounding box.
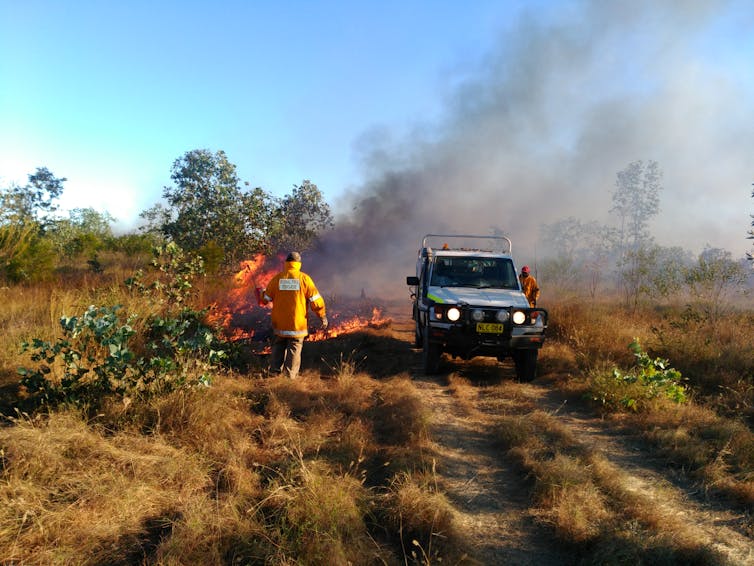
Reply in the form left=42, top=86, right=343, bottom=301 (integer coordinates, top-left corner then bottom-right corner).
left=18, top=304, right=224, bottom=409
left=2, top=230, right=56, bottom=283
left=589, top=338, right=687, bottom=411
left=17, top=243, right=228, bottom=410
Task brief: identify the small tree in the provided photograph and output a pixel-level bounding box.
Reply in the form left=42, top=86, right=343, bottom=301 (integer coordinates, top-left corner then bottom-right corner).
left=141, top=149, right=276, bottom=270
left=0, top=222, right=36, bottom=280
left=685, top=247, right=747, bottom=321
left=0, top=167, right=67, bottom=282
left=268, top=180, right=333, bottom=253
left=539, top=217, right=617, bottom=298
left=0, top=167, right=66, bottom=227
left=611, top=160, right=663, bottom=307
left=48, top=207, right=115, bottom=259
left=617, top=245, right=657, bottom=311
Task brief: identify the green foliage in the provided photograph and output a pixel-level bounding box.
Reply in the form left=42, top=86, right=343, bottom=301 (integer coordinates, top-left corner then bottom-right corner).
left=616, top=244, right=693, bottom=308
left=0, top=222, right=36, bottom=280
left=0, top=167, right=66, bottom=226
left=590, top=338, right=687, bottom=411
left=142, top=149, right=275, bottom=269
left=125, top=242, right=205, bottom=307
left=47, top=207, right=114, bottom=259
left=684, top=247, right=747, bottom=320
left=197, top=240, right=224, bottom=275
left=268, top=180, right=333, bottom=253
left=139, top=150, right=334, bottom=269
left=108, top=232, right=162, bottom=257
left=18, top=243, right=227, bottom=410
left=2, top=230, right=56, bottom=283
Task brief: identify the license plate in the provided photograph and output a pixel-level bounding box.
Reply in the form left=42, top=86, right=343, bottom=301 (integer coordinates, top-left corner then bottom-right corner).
left=477, top=322, right=503, bottom=334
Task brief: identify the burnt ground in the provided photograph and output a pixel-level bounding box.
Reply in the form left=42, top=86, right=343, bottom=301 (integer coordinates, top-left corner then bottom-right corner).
left=388, top=315, right=754, bottom=565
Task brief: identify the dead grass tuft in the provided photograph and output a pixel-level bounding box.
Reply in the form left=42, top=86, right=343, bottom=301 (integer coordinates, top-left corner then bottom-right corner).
left=262, top=458, right=379, bottom=564
left=379, top=470, right=461, bottom=563
left=495, top=404, right=732, bottom=562
left=0, top=411, right=209, bottom=564
left=445, top=373, right=479, bottom=416
left=368, top=375, right=429, bottom=448
left=636, top=401, right=754, bottom=504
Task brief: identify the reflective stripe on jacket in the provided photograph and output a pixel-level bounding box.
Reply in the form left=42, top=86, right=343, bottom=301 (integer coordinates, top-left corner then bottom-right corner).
left=262, top=260, right=326, bottom=337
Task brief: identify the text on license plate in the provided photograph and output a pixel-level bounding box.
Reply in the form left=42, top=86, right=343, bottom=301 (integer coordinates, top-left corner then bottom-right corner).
left=476, top=322, right=503, bottom=334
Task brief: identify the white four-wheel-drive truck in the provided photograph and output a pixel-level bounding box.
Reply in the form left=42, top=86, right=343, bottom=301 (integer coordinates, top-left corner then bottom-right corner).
left=406, top=234, right=548, bottom=380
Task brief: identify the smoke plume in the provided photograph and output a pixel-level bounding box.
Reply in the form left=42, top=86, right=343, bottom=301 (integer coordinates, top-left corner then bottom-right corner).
left=310, top=0, right=754, bottom=298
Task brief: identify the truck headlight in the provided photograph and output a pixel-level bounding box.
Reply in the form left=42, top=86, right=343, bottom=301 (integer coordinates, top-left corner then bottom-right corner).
left=496, top=310, right=509, bottom=323
left=447, top=307, right=461, bottom=321
left=512, top=310, right=526, bottom=325
left=471, top=309, right=484, bottom=322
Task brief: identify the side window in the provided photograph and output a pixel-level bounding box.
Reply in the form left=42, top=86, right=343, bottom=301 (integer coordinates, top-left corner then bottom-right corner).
left=499, top=260, right=518, bottom=289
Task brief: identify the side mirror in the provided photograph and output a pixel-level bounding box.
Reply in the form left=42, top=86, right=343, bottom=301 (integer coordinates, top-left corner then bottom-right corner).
left=406, top=276, right=419, bottom=286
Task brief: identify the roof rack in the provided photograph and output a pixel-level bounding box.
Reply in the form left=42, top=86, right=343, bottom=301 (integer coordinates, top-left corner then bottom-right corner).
left=421, top=234, right=512, bottom=254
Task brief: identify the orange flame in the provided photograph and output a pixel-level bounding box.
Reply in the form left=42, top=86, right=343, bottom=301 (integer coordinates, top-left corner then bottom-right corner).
left=308, top=306, right=390, bottom=341
left=208, top=255, right=391, bottom=344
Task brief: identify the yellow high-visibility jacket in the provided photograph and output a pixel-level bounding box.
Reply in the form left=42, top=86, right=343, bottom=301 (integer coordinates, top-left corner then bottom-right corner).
left=519, top=273, right=540, bottom=307
left=262, top=261, right=326, bottom=338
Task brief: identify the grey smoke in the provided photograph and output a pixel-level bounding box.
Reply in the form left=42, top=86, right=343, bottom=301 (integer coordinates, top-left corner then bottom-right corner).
left=311, top=0, right=754, bottom=297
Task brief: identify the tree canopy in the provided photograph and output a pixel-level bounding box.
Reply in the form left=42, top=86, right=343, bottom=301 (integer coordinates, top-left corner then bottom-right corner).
left=611, top=160, right=661, bottom=253
left=141, top=149, right=333, bottom=270
left=0, top=167, right=66, bottom=227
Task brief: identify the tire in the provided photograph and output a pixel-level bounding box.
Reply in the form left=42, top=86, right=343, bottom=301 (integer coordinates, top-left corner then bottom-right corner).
left=414, top=317, right=422, bottom=349
left=422, top=326, right=441, bottom=375
left=513, top=349, right=538, bottom=382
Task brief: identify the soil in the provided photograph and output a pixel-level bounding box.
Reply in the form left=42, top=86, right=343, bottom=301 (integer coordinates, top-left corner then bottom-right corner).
left=389, top=315, right=754, bottom=565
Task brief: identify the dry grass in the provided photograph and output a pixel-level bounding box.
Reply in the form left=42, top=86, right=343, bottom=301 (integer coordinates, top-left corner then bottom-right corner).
left=549, top=297, right=754, bottom=418
left=546, top=294, right=754, bottom=507
left=2, top=266, right=753, bottom=563
left=0, top=411, right=209, bottom=565
left=0, top=311, right=440, bottom=565
left=378, top=469, right=461, bottom=565
left=496, top=409, right=730, bottom=564
left=0, top=266, right=421, bottom=563
left=635, top=401, right=754, bottom=504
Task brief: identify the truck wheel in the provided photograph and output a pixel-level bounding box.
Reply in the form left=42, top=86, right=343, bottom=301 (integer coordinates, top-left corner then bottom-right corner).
left=513, top=349, right=538, bottom=382
left=414, top=318, right=422, bottom=349
left=422, top=329, right=441, bottom=375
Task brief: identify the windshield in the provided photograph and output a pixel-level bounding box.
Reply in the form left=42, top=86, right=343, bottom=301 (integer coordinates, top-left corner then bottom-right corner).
left=430, top=257, right=518, bottom=289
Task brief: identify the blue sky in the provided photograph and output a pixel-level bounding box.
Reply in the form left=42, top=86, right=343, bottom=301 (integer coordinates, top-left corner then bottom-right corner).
left=0, top=0, right=517, bottom=225
left=2, top=0, right=754, bottom=265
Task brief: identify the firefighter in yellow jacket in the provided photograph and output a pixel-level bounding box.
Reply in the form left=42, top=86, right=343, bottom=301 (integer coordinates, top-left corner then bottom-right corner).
left=259, top=251, right=327, bottom=379
left=518, top=265, right=540, bottom=308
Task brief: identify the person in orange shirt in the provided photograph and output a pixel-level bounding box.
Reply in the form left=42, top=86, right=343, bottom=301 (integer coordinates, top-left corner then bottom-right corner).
left=258, top=251, right=327, bottom=379
left=518, top=265, right=540, bottom=307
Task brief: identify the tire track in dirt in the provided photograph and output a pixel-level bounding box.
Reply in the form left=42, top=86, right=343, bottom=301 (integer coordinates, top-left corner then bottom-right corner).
left=410, top=373, right=572, bottom=565
left=391, top=314, right=754, bottom=564
left=532, top=388, right=754, bottom=565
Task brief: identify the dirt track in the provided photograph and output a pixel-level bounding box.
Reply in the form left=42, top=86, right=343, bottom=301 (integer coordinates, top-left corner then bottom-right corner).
left=390, top=317, right=754, bottom=565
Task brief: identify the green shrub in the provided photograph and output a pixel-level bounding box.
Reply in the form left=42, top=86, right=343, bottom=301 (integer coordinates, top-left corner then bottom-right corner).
left=589, top=338, right=687, bottom=411
left=16, top=243, right=228, bottom=410
left=18, top=303, right=225, bottom=409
